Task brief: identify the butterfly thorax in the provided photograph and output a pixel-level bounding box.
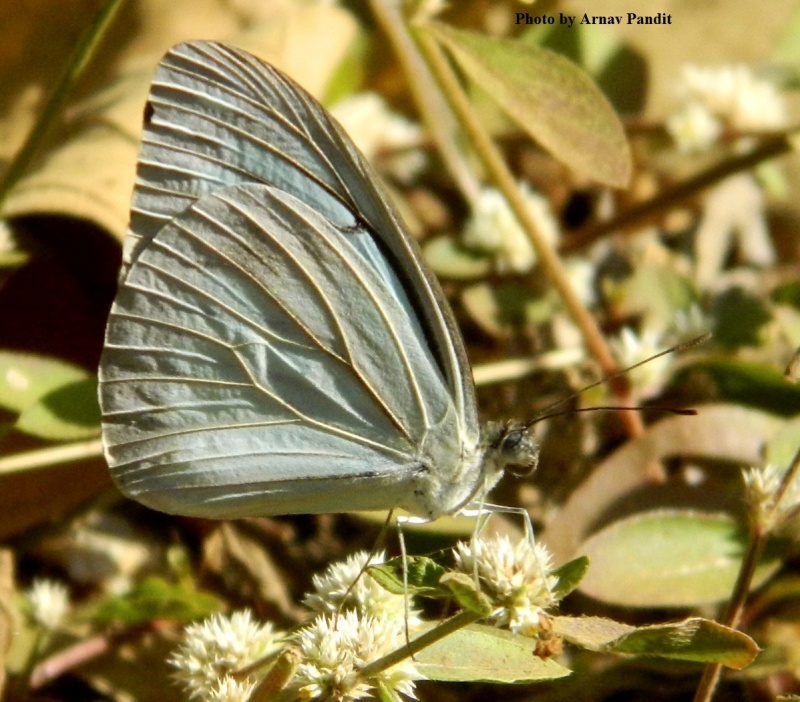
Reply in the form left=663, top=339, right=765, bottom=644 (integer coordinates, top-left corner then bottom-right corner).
left=404, top=421, right=538, bottom=521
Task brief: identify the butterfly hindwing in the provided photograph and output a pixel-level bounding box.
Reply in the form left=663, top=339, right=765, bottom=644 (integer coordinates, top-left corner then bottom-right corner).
left=101, top=183, right=467, bottom=517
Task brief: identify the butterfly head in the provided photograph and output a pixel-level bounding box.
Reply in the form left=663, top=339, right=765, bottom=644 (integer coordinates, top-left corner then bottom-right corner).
left=483, top=421, right=540, bottom=478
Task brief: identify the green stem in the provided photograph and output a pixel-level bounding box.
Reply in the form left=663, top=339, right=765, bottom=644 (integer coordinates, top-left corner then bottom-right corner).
left=0, top=0, right=126, bottom=211
left=358, top=609, right=482, bottom=679
left=369, top=0, right=482, bottom=206
left=693, top=446, right=800, bottom=702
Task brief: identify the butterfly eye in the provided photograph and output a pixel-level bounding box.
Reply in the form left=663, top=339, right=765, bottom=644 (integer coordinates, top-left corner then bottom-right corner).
left=498, top=425, right=539, bottom=477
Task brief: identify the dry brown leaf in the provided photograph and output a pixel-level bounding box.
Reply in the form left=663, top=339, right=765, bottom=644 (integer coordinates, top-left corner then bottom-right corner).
left=203, top=522, right=303, bottom=622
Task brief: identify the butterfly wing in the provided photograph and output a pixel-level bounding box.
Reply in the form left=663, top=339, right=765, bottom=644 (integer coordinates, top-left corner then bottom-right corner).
left=126, top=41, right=478, bottom=435
left=100, top=41, right=487, bottom=519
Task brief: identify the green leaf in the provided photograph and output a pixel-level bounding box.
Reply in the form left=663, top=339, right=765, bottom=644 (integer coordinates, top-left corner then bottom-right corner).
left=611, top=618, right=759, bottom=669
left=0, top=351, right=89, bottom=414
left=522, top=22, right=648, bottom=114
left=675, top=357, right=800, bottom=416
left=461, top=282, right=555, bottom=337
left=93, top=576, right=222, bottom=625
left=439, top=572, right=493, bottom=616
left=577, top=510, right=782, bottom=607
left=711, top=287, right=772, bottom=349
left=416, top=623, right=571, bottom=683
left=606, top=263, right=697, bottom=331
left=368, top=555, right=449, bottom=597
left=425, top=23, right=631, bottom=187
left=16, top=377, right=101, bottom=440
left=552, top=616, right=758, bottom=669
left=551, top=555, right=590, bottom=600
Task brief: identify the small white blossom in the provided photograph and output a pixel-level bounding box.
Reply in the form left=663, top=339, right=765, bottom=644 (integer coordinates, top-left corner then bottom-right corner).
left=25, top=579, right=69, bottom=630
left=463, top=184, right=559, bottom=274
left=672, top=304, right=710, bottom=339
left=610, top=326, right=670, bottom=398
left=331, top=93, right=425, bottom=182
left=294, top=610, right=423, bottom=701
left=303, top=550, right=416, bottom=623
left=678, top=64, right=787, bottom=132
left=564, top=256, right=596, bottom=307
left=453, top=534, right=558, bottom=636
left=743, top=463, right=800, bottom=531
left=169, top=610, right=283, bottom=700
left=666, top=102, right=723, bottom=153
left=206, top=675, right=256, bottom=702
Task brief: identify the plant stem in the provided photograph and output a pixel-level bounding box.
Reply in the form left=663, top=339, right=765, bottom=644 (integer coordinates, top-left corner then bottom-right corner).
left=369, top=0, right=482, bottom=206
left=0, top=439, right=104, bottom=476
left=411, top=22, right=642, bottom=437
left=358, top=609, right=482, bottom=679
left=693, top=446, right=800, bottom=702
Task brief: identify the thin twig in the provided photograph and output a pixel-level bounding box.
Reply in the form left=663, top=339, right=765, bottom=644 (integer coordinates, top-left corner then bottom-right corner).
left=0, top=438, right=104, bottom=476
left=563, top=134, right=793, bottom=253
left=369, top=0, right=482, bottom=206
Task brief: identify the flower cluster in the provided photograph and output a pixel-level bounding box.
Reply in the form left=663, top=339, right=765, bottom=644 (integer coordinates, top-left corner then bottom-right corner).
left=454, top=533, right=559, bottom=636
left=169, top=610, right=283, bottom=701
left=24, top=578, right=70, bottom=630
left=294, top=610, right=421, bottom=701
left=742, top=463, right=800, bottom=532
left=303, top=550, right=416, bottom=622
left=297, top=550, right=423, bottom=700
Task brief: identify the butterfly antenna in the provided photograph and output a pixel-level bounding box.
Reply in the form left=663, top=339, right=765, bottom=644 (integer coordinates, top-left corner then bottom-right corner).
left=525, top=333, right=710, bottom=429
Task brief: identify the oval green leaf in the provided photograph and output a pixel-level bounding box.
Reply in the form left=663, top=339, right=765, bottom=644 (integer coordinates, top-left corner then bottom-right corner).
left=578, top=510, right=782, bottom=607
left=552, top=615, right=758, bottom=669
left=426, top=23, right=631, bottom=188
left=16, top=377, right=101, bottom=440
left=416, top=623, right=571, bottom=683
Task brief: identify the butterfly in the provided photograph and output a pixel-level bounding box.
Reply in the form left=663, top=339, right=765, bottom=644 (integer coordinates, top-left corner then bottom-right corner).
left=98, top=41, right=538, bottom=521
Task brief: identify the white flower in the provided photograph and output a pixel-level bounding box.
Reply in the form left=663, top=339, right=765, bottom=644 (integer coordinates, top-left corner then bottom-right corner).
left=294, top=610, right=423, bottom=701
left=743, top=463, right=800, bottom=530
left=463, top=184, right=559, bottom=274
left=672, top=304, right=709, bottom=339
left=303, top=551, right=416, bottom=623
left=678, top=64, right=787, bottom=131
left=610, top=326, right=671, bottom=398
left=206, top=675, right=256, bottom=702
left=169, top=610, right=283, bottom=700
left=453, top=534, right=558, bottom=636
left=666, top=102, right=722, bottom=153
left=331, top=93, right=425, bottom=182
left=25, top=579, right=69, bottom=630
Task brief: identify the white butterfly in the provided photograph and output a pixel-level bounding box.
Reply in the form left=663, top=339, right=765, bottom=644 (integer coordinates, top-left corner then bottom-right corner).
left=99, top=41, right=538, bottom=521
